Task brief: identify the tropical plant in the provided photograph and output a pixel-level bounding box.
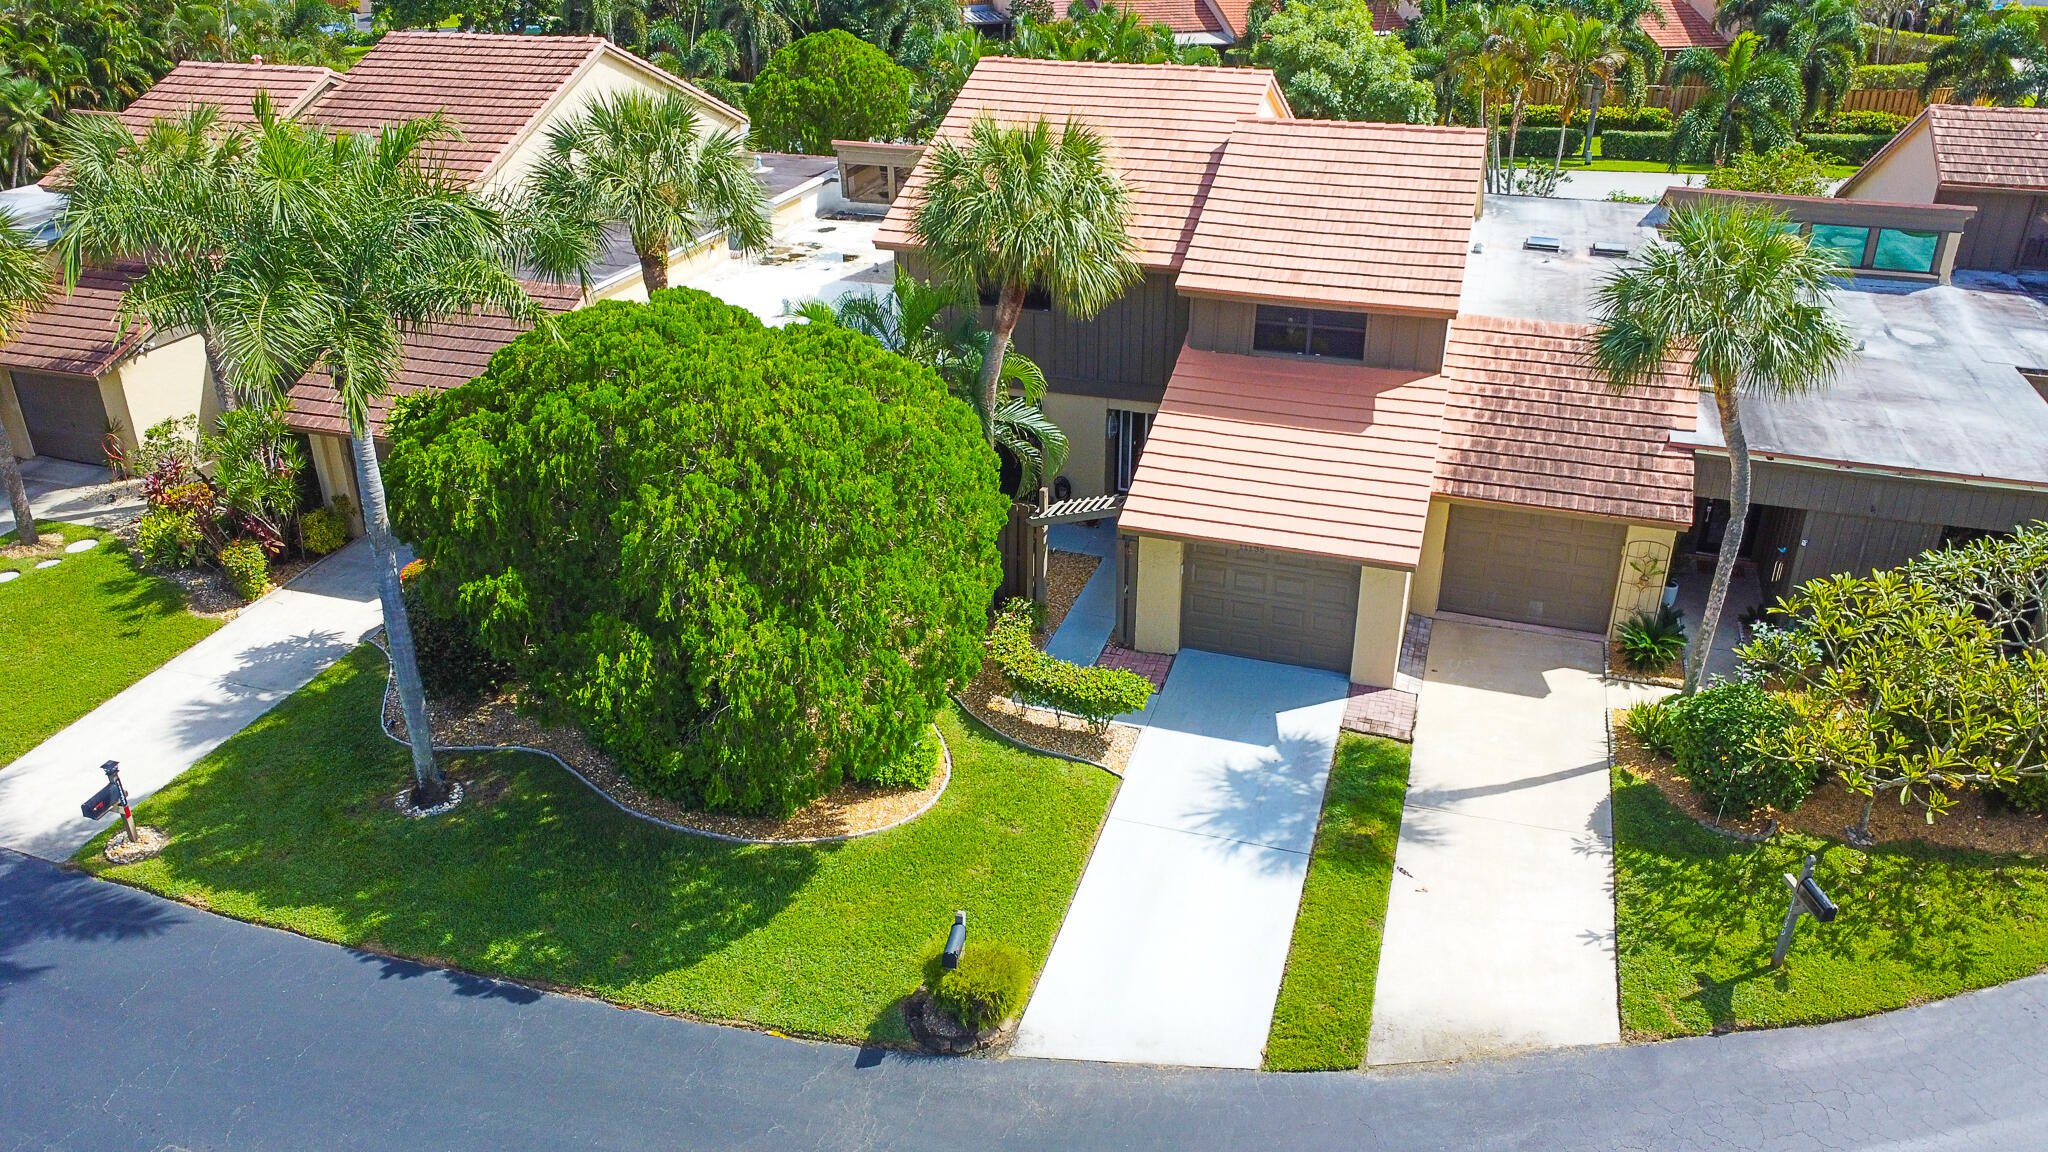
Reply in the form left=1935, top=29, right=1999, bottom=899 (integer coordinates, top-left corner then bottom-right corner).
left=1754, top=0, right=1860, bottom=122
left=1245, top=0, right=1435, bottom=123
left=913, top=115, right=1139, bottom=446
left=1593, top=202, right=1853, bottom=694
left=383, top=289, right=1008, bottom=817
left=899, top=25, right=985, bottom=138
left=746, top=29, right=914, bottom=154
left=786, top=271, right=1069, bottom=495
left=1706, top=143, right=1837, bottom=195
left=201, top=402, right=306, bottom=553
left=1669, top=31, right=1803, bottom=165
left=1543, top=13, right=1628, bottom=169
left=1659, top=679, right=1814, bottom=817
left=1921, top=11, right=2048, bottom=106
left=718, top=0, right=814, bottom=76
left=217, top=538, right=270, bottom=600
left=1000, top=0, right=1220, bottom=64
left=986, top=599, right=1154, bottom=727
left=1617, top=605, right=1688, bottom=670
left=519, top=88, right=770, bottom=295
left=934, top=940, right=1032, bottom=1031
left=0, top=213, right=47, bottom=545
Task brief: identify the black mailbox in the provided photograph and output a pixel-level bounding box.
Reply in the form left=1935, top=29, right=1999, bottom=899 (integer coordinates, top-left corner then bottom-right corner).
left=81, top=782, right=121, bottom=821
left=942, top=910, right=967, bottom=970
left=1798, top=876, right=1838, bottom=923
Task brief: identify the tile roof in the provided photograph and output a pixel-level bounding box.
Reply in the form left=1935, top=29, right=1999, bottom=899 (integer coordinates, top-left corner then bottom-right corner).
left=0, top=264, right=151, bottom=378
left=1176, top=119, right=1485, bottom=315
left=1642, top=0, right=1727, bottom=52
left=875, top=57, right=1287, bottom=271
left=1434, top=315, right=1695, bottom=527
left=1114, top=0, right=1230, bottom=37
left=115, top=60, right=341, bottom=131
left=1923, top=104, right=2048, bottom=192
left=284, top=279, right=583, bottom=439
left=1119, top=346, right=1449, bottom=566
left=1364, top=0, right=1409, bottom=33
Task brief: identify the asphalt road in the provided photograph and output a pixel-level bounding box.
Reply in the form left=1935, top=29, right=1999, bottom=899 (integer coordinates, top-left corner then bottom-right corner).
left=5, top=849, right=2045, bottom=1151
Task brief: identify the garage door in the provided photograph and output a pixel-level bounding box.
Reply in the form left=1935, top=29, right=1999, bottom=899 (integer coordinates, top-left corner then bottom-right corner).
left=11, top=371, right=109, bottom=464
left=1182, top=542, right=1358, bottom=672
left=1439, top=505, right=1625, bottom=634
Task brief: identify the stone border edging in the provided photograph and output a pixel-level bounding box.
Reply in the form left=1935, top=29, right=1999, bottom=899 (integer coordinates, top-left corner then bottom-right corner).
left=368, top=639, right=952, bottom=845
left=949, top=693, right=1125, bottom=778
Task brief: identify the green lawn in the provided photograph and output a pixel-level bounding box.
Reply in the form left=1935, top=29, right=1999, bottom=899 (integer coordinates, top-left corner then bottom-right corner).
left=1615, top=765, right=2048, bottom=1039
left=0, top=520, right=221, bottom=765
left=82, top=645, right=1119, bottom=1043
left=1264, top=735, right=1411, bottom=1071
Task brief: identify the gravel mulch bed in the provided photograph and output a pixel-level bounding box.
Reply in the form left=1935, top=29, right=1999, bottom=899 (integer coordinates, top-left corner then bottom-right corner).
left=103, top=825, right=170, bottom=864
left=379, top=649, right=949, bottom=842
left=957, top=664, right=1140, bottom=774
left=146, top=550, right=327, bottom=620
left=1041, top=550, right=1099, bottom=636
left=1611, top=709, right=2048, bottom=854
left=0, top=530, right=70, bottom=562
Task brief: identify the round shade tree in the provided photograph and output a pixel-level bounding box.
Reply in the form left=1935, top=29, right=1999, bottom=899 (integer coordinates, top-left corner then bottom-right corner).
left=384, top=289, right=1007, bottom=817
left=747, top=30, right=915, bottom=155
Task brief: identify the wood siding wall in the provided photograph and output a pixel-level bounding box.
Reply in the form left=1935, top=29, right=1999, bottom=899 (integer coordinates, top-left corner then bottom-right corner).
left=1184, top=297, right=1448, bottom=372
left=1938, top=189, right=2038, bottom=272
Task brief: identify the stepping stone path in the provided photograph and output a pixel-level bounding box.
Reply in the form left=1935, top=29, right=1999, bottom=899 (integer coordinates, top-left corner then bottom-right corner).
left=0, top=571, right=16, bottom=583
left=33, top=559, right=59, bottom=570
left=64, top=538, right=98, bottom=553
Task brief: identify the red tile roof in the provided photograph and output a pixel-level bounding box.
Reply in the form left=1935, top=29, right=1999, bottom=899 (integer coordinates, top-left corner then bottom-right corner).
left=1176, top=119, right=1485, bottom=316
left=284, top=279, right=583, bottom=439
left=1434, top=315, right=1695, bottom=527
left=115, top=60, right=340, bottom=131
left=1120, top=346, right=1449, bottom=566
left=1113, top=0, right=1230, bottom=38
left=0, top=264, right=151, bottom=378
left=1364, top=0, right=1409, bottom=33
left=1642, top=0, right=1727, bottom=52
left=1922, top=104, right=2048, bottom=192
left=875, top=57, right=1288, bottom=271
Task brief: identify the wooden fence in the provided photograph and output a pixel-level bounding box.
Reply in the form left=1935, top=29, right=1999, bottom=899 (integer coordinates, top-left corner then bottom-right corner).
left=1520, top=81, right=1961, bottom=118
left=996, top=500, right=1048, bottom=606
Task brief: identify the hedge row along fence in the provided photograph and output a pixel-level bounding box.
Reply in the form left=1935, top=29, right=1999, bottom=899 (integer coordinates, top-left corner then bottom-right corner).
left=985, top=600, right=1154, bottom=730
left=1518, top=79, right=1962, bottom=117
left=1589, top=130, right=1894, bottom=166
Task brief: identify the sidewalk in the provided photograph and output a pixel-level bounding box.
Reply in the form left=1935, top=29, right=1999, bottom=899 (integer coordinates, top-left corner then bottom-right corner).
left=0, top=539, right=384, bottom=860
left=0, top=456, right=146, bottom=538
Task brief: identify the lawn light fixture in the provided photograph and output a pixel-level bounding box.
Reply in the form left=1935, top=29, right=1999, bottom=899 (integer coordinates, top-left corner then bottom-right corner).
left=942, top=910, right=967, bottom=970
left=1770, top=854, right=1838, bottom=968
left=80, top=760, right=138, bottom=844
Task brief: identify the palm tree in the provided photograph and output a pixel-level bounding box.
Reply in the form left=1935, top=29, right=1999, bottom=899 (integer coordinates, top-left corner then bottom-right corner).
left=1593, top=203, right=1852, bottom=693
left=912, top=115, right=1139, bottom=444
left=1544, top=14, right=1627, bottom=170
left=0, top=216, right=49, bottom=546
left=520, top=89, right=769, bottom=296
left=1923, top=13, right=2048, bottom=106
left=1755, top=0, right=1860, bottom=123
left=718, top=0, right=811, bottom=76
left=0, top=76, right=55, bottom=187
left=786, top=270, right=1069, bottom=495
left=1669, top=31, right=1802, bottom=166
left=1496, top=7, right=1560, bottom=188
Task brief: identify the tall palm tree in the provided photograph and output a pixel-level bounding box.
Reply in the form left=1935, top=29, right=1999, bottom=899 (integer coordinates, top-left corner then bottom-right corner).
left=1593, top=203, right=1852, bottom=693
left=1923, top=13, right=2048, bottom=106
left=0, top=216, right=49, bottom=546
left=520, top=89, right=769, bottom=295
left=1544, top=14, right=1627, bottom=170
left=0, top=76, right=55, bottom=187
left=786, top=270, right=1069, bottom=494
left=1496, top=7, right=1560, bottom=187
left=1755, top=0, right=1860, bottom=123
left=1669, top=31, right=1801, bottom=166
left=912, top=114, right=1138, bottom=444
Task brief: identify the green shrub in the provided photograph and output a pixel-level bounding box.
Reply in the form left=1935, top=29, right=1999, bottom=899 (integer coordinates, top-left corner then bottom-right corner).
left=859, top=727, right=940, bottom=791
left=136, top=508, right=204, bottom=569
left=1622, top=698, right=1678, bottom=758
left=1589, top=106, right=1674, bottom=133
left=1827, top=109, right=1909, bottom=135
left=1864, top=28, right=1951, bottom=63
left=1522, top=103, right=1565, bottom=127
left=399, top=573, right=510, bottom=703
left=1599, top=130, right=1677, bottom=162
left=1663, top=681, right=1813, bottom=817
left=1707, top=144, right=1839, bottom=196
left=986, top=600, right=1154, bottom=727
left=1852, top=62, right=1925, bottom=90
left=1507, top=126, right=1583, bottom=158
left=299, top=506, right=348, bottom=556
left=1800, top=132, right=1893, bottom=166
left=934, top=941, right=1031, bottom=1031
left=747, top=30, right=913, bottom=155
left=217, top=540, right=270, bottom=600
left=1617, top=606, right=1687, bottom=671
left=1995, top=774, right=2048, bottom=815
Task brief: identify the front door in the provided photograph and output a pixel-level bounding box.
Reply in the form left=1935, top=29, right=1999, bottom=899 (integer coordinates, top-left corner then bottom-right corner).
left=1105, top=408, right=1152, bottom=495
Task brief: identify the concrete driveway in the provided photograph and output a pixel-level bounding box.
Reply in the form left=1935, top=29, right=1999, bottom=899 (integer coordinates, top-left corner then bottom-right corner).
left=1366, top=618, right=1618, bottom=1065
left=1013, top=649, right=1348, bottom=1068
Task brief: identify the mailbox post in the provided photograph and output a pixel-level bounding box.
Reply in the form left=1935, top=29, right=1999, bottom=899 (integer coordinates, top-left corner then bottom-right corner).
left=942, top=910, right=967, bottom=970
left=79, top=760, right=138, bottom=844
left=1771, top=853, right=1838, bottom=968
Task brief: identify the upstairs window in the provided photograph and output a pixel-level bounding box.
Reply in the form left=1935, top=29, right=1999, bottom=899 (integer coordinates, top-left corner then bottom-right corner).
left=1873, top=228, right=1939, bottom=274
left=1252, top=306, right=1367, bottom=361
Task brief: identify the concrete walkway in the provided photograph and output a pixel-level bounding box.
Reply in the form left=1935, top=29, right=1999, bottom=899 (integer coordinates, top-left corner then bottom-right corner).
left=1368, top=619, right=1618, bottom=1066
left=1045, top=517, right=1116, bottom=667
left=0, top=456, right=145, bottom=537
left=0, top=539, right=383, bottom=860
left=1014, top=649, right=1349, bottom=1068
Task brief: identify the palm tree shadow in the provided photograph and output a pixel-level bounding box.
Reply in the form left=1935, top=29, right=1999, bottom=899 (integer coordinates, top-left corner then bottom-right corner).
left=0, top=850, right=181, bottom=1007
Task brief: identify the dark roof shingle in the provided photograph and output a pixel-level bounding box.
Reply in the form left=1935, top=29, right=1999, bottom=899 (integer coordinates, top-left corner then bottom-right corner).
left=0, top=264, right=151, bottom=378
left=1925, top=104, right=2048, bottom=192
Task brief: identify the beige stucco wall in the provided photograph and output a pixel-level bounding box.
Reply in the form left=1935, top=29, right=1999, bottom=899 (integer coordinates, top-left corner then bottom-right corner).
left=1608, top=525, right=1678, bottom=636
left=103, top=333, right=213, bottom=460
left=0, top=369, right=31, bottom=460
left=1350, top=564, right=1412, bottom=688
left=1039, top=392, right=1159, bottom=500
left=1133, top=535, right=1183, bottom=654
left=307, top=431, right=366, bottom=535
left=481, top=52, right=749, bottom=198
left=1842, top=120, right=1939, bottom=205
left=1409, top=497, right=1451, bottom=615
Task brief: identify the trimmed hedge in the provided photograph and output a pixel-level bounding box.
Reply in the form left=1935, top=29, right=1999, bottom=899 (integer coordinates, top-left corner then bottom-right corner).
left=1801, top=132, right=1893, bottom=165
left=1507, top=126, right=1584, bottom=158
left=1521, top=104, right=1673, bottom=132
left=1852, top=62, right=1925, bottom=90
left=1827, top=109, right=1909, bottom=135
left=1661, top=682, right=1814, bottom=817
left=218, top=540, right=269, bottom=601
left=1599, top=129, right=1677, bottom=162
left=986, top=600, right=1154, bottom=727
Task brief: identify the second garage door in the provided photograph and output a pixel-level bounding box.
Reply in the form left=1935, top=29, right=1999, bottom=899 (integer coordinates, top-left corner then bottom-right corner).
left=11, top=371, right=110, bottom=465
left=1182, top=542, right=1358, bottom=672
left=1439, top=504, right=1625, bottom=634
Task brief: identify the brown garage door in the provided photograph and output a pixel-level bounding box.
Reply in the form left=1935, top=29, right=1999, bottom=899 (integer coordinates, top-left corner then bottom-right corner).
left=11, top=371, right=109, bottom=464
left=1182, top=541, right=1358, bottom=672
left=1439, top=505, right=1625, bottom=634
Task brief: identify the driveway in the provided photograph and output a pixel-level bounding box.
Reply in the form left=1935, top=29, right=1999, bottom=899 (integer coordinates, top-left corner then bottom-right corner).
left=1367, top=618, right=1618, bottom=1065
left=0, top=456, right=144, bottom=537
left=0, top=539, right=383, bottom=860
left=1013, top=650, right=1349, bottom=1068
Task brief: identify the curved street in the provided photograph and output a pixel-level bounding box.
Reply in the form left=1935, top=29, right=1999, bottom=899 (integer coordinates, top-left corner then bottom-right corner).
left=3, top=849, right=2043, bottom=1151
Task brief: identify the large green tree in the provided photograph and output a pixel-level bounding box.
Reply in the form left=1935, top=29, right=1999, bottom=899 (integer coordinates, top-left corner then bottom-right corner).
left=384, top=288, right=1007, bottom=817
left=1594, top=202, right=1852, bottom=694
left=913, top=114, right=1138, bottom=444
left=1247, top=0, right=1435, bottom=124
left=521, top=88, right=769, bottom=294
left=746, top=29, right=913, bottom=154
left=1669, top=31, right=1802, bottom=165
left=1922, top=11, right=2048, bottom=106
left=1751, top=0, right=1861, bottom=123
left=0, top=214, right=47, bottom=544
